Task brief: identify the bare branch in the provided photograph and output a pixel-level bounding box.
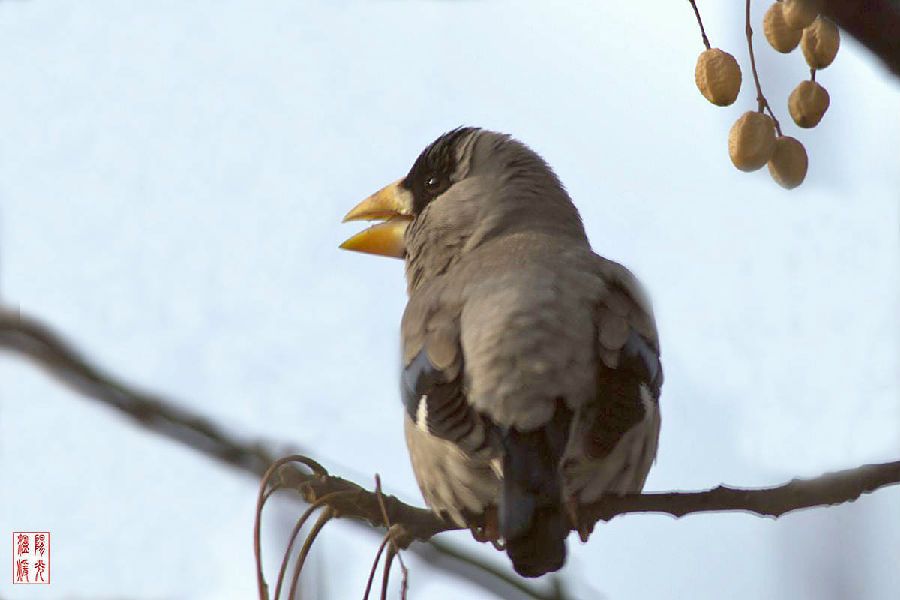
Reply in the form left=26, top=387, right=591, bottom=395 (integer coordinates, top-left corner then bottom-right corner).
left=4, top=306, right=899, bottom=594
left=272, top=456, right=900, bottom=545
left=583, top=461, right=900, bottom=521
left=0, top=306, right=563, bottom=600
left=0, top=305, right=277, bottom=475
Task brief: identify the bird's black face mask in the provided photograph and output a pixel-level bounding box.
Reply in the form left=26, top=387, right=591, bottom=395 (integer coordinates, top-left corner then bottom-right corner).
left=402, top=126, right=478, bottom=215
left=339, top=127, right=479, bottom=259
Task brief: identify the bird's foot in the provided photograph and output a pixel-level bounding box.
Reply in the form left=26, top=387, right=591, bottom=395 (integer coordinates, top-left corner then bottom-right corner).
left=470, top=507, right=504, bottom=550
left=566, top=495, right=594, bottom=543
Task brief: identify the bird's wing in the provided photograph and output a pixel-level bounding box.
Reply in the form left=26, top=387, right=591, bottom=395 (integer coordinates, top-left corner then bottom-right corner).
left=401, top=280, right=495, bottom=455
left=403, top=247, right=597, bottom=578
left=562, top=255, right=663, bottom=502
left=594, top=256, right=662, bottom=394
left=400, top=280, right=501, bottom=527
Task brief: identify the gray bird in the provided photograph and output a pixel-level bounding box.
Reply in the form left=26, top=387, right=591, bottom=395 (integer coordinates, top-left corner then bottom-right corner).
left=340, top=128, right=662, bottom=578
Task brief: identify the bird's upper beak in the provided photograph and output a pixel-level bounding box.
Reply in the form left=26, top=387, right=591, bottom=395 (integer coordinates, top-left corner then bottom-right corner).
left=340, top=179, right=413, bottom=259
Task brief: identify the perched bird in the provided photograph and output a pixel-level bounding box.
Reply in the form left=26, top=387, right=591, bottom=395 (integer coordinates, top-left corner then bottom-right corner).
left=340, top=128, right=662, bottom=578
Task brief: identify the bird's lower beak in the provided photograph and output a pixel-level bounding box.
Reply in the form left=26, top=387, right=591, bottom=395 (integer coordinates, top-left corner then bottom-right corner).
left=340, top=179, right=413, bottom=259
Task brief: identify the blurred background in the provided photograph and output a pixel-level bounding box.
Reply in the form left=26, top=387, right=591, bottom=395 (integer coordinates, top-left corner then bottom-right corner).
left=1, top=1, right=898, bottom=598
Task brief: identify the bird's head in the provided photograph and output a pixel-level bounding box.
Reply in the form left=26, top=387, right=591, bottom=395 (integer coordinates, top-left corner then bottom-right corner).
left=340, top=127, right=586, bottom=290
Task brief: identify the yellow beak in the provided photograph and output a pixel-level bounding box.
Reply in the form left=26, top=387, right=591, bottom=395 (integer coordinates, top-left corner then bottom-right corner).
left=340, top=179, right=414, bottom=259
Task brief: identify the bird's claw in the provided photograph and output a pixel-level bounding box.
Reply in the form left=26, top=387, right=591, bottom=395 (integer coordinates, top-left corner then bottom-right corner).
left=470, top=507, right=503, bottom=549
left=566, top=496, right=594, bottom=543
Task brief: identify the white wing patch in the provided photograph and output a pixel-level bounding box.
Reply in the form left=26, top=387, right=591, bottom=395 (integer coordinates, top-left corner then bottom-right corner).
left=416, top=395, right=429, bottom=433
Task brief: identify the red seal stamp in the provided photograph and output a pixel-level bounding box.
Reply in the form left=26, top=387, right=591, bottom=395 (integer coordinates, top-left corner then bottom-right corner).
left=12, top=532, right=50, bottom=584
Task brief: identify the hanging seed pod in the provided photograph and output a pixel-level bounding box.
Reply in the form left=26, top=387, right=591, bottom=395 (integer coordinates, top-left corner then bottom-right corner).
left=788, top=80, right=830, bottom=128
left=695, top=48, right=742, bottom=106
left=801, top=17, right=840, bottom=69
left=768, top=136, right=809, bottom=189
left=728, top=111, right=777, bottom=172
left=764, top=3, right=802, bottom=53
left=782, top=0, right=822, bottom=30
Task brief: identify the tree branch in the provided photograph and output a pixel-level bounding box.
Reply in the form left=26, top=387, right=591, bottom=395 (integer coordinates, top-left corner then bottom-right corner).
left=3, top=306, right=900, bottom=592
left=0, top=305, right=566, bottom=600
left=270, top=454, right=900, bottom=548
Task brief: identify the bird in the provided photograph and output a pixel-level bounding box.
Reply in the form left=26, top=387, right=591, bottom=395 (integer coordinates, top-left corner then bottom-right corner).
left=340, top=127, right=662, bottom=578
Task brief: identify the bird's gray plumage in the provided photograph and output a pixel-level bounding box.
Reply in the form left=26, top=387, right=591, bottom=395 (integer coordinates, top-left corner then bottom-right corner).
left=355, top=127, right=662, bottom=578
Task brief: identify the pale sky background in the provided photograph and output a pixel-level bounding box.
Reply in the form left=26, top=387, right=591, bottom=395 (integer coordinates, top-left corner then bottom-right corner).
left=1, top=1, right=898, bottom=599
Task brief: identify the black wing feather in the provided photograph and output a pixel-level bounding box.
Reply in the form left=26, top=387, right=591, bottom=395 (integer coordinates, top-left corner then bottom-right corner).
left=402, top=348, right=491, bottom=452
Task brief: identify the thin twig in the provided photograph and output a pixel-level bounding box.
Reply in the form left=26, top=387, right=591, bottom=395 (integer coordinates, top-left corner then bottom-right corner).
left=374, top=476, right=409, bottom=599
left=288, top=507, right=335, bottom=600
left=399, top=559, right=409, bottom=600
left=687, top=0, right=711, bottom=49
left=256, top=455, right=328, bottom=600
left=255, top=482, right=284, bottom=597
left=745, top=0, right=783, bottom=135
left=263, top=484, right=285, bottom=505
left=363, top=534, right=392, bottom=600
left=380, top=546, right=396, bottom=600
left=275, top=491, right=355, bottom=600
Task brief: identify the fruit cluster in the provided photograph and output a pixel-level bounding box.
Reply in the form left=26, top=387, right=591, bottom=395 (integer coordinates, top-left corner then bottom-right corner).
left=691, top=0, right=839, bottom=189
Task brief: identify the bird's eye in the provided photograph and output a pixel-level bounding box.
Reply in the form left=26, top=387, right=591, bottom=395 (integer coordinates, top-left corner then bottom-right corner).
left=424, top=175, right=442, bottom=192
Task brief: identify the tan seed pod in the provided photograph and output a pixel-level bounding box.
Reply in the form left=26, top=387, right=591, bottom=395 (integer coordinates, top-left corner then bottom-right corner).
left=768, top=136, right=809, bottom=189
left=695, top=48, right=742, bottom=106
left=788, top=80, right=830, bottom=127
left=782, top=0, right=822, bottom=30
left=764, top=3, right=802, bottom=53
left=728, top=111, right=776, bottom=172
left=801, top=17, right=840, bottom=69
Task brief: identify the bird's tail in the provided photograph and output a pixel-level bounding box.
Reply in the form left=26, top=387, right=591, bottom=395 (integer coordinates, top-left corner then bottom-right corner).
left=499, top=404, right=571, bottom=578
